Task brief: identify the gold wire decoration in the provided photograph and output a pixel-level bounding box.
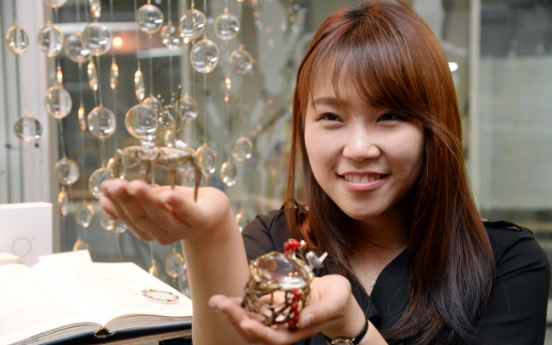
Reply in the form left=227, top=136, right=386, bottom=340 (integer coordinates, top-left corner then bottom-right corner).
left=242, top=239, right=327, bottom=330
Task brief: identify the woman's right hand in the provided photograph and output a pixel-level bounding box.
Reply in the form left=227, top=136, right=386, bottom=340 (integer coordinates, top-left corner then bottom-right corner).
left=100, top=179, right=233, bottom=245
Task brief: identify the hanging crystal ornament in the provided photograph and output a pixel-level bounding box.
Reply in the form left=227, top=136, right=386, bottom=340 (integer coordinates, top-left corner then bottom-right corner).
left=190, top=39, right=220, bottom=74
left=235, top=208, right=250, bottom=231
left=6, top=24, right=29, bottom=56
left=142, top=95, right=163, bottom=121
left=125, top=104, right=157, bottom=141
left=75, top=201, right=95, bottom=228
left=161, top=21, right=181, bottom=51
left=54, top=157, right=80, bottom=186
left=149, top=260, right=160, bottom=278
left=89, top=0, right=101, bottom=19
left=44, top=0, right=68, bottom=8
left=100, top=209, right=115, bottom=231
left=231, top=136, right=253, bottom=162
left=113, top=221, right=128, bottom=235
left=56, top=66, right=64, bottom=85
left=57, top=186, right=69, bottom=217
left=82, top=22, right=112, bottom=56
left=77, top=103, right=87, bottom=132
left=176, top=94, right=198, bottom=131
left=196, top=144, right=217, bottom=177
left=182, top=167, right=206, bottom=187
left=179, top=7, right=206, bottom=42
left=161, top=104, right=177, bottom=132
left=214, top=9, right=240, bottom=41
left=134, top=68, right=146, bottom=101
left=164, top=246, right=185, bottom=279
left=221, top=159, right=237, bottom=187
left=229, top=46, right=254, bottom=76
left=89, top=167, right=114, bottom=199
left=13, top=114, right=42, bottom=144
left=64, top=32, right=91, bottom=64
left=87, top=60, right=98, bottom=91
left=110, top=59, right=119, bottom=91
left=137, top=3, right=164, bottom=35
left=87, top=105, right=116, bottom=140
left=73, top=237, right=90, bottom=251
left=37, top=21, right=64, bottom=57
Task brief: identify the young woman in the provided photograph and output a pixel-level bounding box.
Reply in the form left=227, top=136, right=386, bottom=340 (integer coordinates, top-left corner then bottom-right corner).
left=100, top=1, right=550, bottom=344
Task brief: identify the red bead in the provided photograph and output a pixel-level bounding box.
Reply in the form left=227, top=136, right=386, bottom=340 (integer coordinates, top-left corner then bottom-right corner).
left=288, top=320, right=296, bottom=329
left=291, top=302, right=298, bottom=311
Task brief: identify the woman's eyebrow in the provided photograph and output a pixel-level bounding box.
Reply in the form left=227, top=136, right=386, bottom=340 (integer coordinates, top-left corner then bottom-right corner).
left=313, top=97, right=346, bottom=107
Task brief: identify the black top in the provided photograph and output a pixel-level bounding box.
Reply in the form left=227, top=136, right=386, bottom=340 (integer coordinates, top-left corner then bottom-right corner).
left=242, top=209, right=551, bottom=345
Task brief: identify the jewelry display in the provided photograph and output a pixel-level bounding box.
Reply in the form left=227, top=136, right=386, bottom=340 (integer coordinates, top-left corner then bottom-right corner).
left=242, top=239, right=327, bottom=330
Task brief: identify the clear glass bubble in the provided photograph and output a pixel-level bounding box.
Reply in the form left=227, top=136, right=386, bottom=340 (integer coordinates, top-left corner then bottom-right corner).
left=190, top=39, right=219, bottom=74
left=87, top=105, right=116, bottom=140
left=164, top=249, right=185, bottom=278
left=110, top=60, right=119, bottom=91
left=44, top=86, right=72, bottom=119
left=137, top=4, right=164, bottom=35
left=196, top=144, right=217, bottom=176
left=141, top=95, right=163, bottom=118
left=64, top=32, right=91, bottom=64
left=179, top=8, right=206, bottom=41
left=125, top=104, right=157, bottom=140
left=37, top=22, right=64, bottom=57
left=113, top=221, right=128, bottom=235
left=100, top=209, right=115, bottom=231
left=58, top=187, right=69, bottom=217
left=149, top=260, right=160, bottom=277
left=107, top=157, right=125, bottom=179
left=6, top=25, right=29, bottom=56
left=78, top=103, right=87, bottom=132
left=13, top=115, right=42, bottom=144
left=235, top=209, right=251, bottom=231
left=214, top=12, right=240, bottom=41
left=89, top=167, right=113, bottom=199
left=54, top=157, right=80, bottom=186
left=134, top=68, right=145, bottom=101
left=178, top=264, right=191, bottom=297
left=231, top=136, right=253, bottom=162
left=229, top=47, right=254, bottom=76
left=73, top=237, right=90, bottom=251
left=177, top=94, right=198, bottom=130
left=75, top=201, right=95, bottom=228
left=181, top=167, right=207, bottom=187
left=221, top=160, right=238, bottom=187
left=161, top=21, right=181, bottom=51
left=89, top=0, right=101, bottom=19
left=44, top=0, right=68, bottom=8
left=82, top=22, right=112, bottom=56
left=87, top=60, right=98, bottom=91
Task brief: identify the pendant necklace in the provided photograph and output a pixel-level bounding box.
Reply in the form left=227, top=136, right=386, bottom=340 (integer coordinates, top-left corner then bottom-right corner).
left=357, top=264, right=378, bottom=288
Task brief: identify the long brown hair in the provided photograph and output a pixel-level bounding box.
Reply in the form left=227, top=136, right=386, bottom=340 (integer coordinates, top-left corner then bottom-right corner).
left=285, top=1, right=495, bottom=344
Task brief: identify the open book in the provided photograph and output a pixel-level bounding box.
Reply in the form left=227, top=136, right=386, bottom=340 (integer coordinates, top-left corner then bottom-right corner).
left=0, top=253, right=192, bottom=345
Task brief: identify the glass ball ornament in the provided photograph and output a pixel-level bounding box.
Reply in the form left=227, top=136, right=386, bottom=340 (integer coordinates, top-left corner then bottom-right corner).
left=231, top=136, right=253, bottom=162
left=137, top=4, right=164, bottom=35
left=44, top=86, right=72, bottom=119
left=164, top=249, right=185, bottom=279
left=113, top=221, right=128, bottom=235
left=54, top=157, right=80, bottom=186
left=214, top=12, right=240, bottom=41
left=141, top=95, right=163, bottom=118
left=229, top=47, right=254, bottom=76
left=44, top=0, right=68, bottom=8
left=13, top=115, right=42, bottom=144
left=64, top=32, right=91, bottom=64
left=82, top=22, right=112, bottom=56
left=177, top=94, right=198, bottom=130
left=161, top=21, right=181, bottom=51
left=181, top=167, right=207, bottom=187
left=58, top=187, right=69, bottom=217
left=99, top=209, right=115, bottom=231
left=179, top=8, right=206, bottom=41
left=125, top=104, right=157, bottom=140
left=6, top=25, right=29, bottom=56
left=89, top=167, right=114, bottom=199
left=107, top=157, right=125, bottom=179
left=220, top=160, right=238, bottom=188
left=37, top=22, right=64, bottom=57
left=89, top=0, right=101, bottom=19
left=196, top=144, right=217, bottom=177
left=75, top=201, right=95, bottom=228
left=190, top=39, right=219, bottom=74
left=87, top=105, right=116, bottom=140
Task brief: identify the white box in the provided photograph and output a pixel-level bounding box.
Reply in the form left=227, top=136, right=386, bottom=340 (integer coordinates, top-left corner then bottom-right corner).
left=0, top=202, right=52, bottom=266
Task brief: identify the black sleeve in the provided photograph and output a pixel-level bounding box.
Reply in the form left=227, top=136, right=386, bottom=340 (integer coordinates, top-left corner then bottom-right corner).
left=474, top=226, right=551, bottom=345
left=241, top=208, right=291, bottom=263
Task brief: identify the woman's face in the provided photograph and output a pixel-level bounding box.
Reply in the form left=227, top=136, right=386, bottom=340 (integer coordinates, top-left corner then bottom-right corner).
left=304, top=70, right=424, bottom=225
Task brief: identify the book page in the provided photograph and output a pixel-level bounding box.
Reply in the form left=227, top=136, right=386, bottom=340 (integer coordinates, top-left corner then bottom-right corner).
left=0, top=264, right=98, bottom=345
left=32, top=260, right=192, bottom=331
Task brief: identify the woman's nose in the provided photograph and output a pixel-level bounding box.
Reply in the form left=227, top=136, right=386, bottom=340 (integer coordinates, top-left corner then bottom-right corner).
left=342, top=127, right=380, bottom=162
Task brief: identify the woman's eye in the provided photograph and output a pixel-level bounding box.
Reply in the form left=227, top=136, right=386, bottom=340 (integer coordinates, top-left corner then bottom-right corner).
left=378, top=113, right=401, bottom=121
left=318, top=113, right=340, bottom=121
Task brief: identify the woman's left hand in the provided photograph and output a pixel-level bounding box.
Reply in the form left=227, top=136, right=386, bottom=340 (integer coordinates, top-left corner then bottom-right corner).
left=208, top=275, right=368, bottom=345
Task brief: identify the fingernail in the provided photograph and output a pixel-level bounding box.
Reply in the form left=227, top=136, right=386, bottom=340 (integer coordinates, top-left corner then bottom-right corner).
left=300, top=314, right=314, bottom=328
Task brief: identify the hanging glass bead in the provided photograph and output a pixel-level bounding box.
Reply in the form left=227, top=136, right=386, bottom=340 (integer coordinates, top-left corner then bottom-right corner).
left=37, top=22, right=64, bottom=57
left=179, top=8, right=206, bottom=41
left=56, top=66, right=63, bottom=85
left=89, top=167, right=114, bottom=199
left=6, top=25, right=29, bottom=56
left=87, top=105, right=116, bottom=140
left=75, top=201, right=95, bottom=228
left=110, top=60, right=119, bottom=91
left=82, top=22, right=112, bottom=56
left=177, top=94, right=198, bottom=130
left=113, top=221, right=128, bottom=235
left=64, top=32, right=91, bottom=64
left=44, top=86, right=72, bottom=119
left=125, top=104, right=157, bottom=140
left=190, top=39, right=219, bottom=74
left=44, top=0, right=68, bottom=8
left=235, top=208, right=251, bottom=231
left=164, top=248, right=185, bottom=278
left=57, top=186, right=69, bottom=217
left=231, top=136, right=253, bottom=162
left=160, top=105, right=176, bottom=131
left=181, top=167, right=206, bottom=187
left=214, top=11, right=240, bottom=41
left=87, top=60, right=98, bottom=91
left=78, top=103, right=87, bottom=132
left=73, top=238, right=90, bottom=251
left=142, top=95, right=163, bottom=119
left=229, top=47, right=254, bottom=76
left=99, top=209, right=115, bottom=231
left=54, top=157, right=80, bottom=186
left=134, top=68, right=145, bottom=101
left=149, top=260, right=160, bottom=277
left=89, top=0, right=101, bottom=19
left=220, top=159, right=238, bottom=187
left=161, top=21, right=181, bottom=51
left=13, top=115, right=42, bottom=144
left=196, top=144, right=217, bottom=177
left=137, top=4, right=164, bottom=35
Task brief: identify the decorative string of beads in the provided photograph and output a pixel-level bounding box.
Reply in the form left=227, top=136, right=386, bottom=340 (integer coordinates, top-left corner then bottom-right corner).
left=142, top=289, right=180, bottom=304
